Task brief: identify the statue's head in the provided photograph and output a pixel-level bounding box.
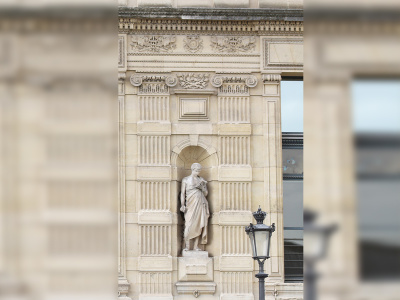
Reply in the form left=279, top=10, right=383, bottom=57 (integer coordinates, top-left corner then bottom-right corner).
left=191, top=163, right=202, bottom=176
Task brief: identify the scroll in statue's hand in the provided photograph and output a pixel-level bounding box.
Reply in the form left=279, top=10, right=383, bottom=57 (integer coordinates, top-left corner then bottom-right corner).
left=196, top=180, right=207, bottom=190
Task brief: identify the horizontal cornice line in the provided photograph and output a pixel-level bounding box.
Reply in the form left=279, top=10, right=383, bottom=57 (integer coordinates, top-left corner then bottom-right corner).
left=118, top=7, right=303, bottom=21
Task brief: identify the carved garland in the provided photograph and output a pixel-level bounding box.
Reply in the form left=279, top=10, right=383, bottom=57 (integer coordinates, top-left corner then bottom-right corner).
left=178, top=73, right=210, bottom=89
left=131, top=35, right=176, bottom=53
left=211, top=36, right=256, bottom=53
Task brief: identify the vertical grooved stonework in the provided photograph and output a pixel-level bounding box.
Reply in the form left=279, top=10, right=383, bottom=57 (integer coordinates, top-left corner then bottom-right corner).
left=139, top=182, right=170, bottom=210
left=139, top=136, right=170, bottom=165
left=139, top=272, right=172, bottom=294
left=219, top=136, right=250, bottom=165
left=219, top=182, right=251, bottom=211
left=221, top=226, right=250, bottom=255
left=221, top=272, right=252, bottom=294
left=139, top=96, right=169, bottom=121
left=140, top=225, right=171, bottom=255
left=218, top=96, right=250, bottom=123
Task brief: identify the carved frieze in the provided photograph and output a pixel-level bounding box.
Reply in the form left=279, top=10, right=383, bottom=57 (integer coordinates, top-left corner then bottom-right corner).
left=211, top=36, right=256, bottom=53
left=184, top=35, right=203, bottom=53
left=131, top=35, right=176, bottom=53
left=178, top=73, right=210, bottom=89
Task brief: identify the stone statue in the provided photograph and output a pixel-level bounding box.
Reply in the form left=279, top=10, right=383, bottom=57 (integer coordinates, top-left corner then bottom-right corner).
left=180, top=163, right=210, bottom=252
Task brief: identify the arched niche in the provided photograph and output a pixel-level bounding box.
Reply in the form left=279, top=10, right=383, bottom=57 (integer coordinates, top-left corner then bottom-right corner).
left=171, top=138, right=219, bottom=255
left=171, top=138, right=218, bottom=182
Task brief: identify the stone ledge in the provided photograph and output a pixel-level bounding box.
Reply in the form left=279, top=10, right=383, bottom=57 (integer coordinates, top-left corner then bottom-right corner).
left=218, top=124, right=252, bottom=136
left=138, top=256, right=173, bottom=271
left=137, top=122, right=171, bottom=135
left=218, top=165, right=252, bottom=181
left=138, top=210, right=173, bottom=224
left=219, top=211, right=253, bottom=225
left=118, top=7, right=304, bottom=21
left=176, top=281, right=216, bottom=295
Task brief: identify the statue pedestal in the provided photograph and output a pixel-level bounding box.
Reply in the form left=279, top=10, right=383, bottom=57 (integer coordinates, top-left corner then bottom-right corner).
left=176, top=250, right=216, bottom=297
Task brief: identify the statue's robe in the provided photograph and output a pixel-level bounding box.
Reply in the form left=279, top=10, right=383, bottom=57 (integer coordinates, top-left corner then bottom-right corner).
left=182, top=175, right=209, bottom=244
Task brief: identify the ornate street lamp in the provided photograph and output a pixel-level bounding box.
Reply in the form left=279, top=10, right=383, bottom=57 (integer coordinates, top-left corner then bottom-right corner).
left=245, top=207, right=275, bottom=300
left=304, top=210, right=336, bottom=300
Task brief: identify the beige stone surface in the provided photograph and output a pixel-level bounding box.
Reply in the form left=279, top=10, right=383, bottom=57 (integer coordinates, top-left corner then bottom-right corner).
left=214, top=0, right=249, bottom=8
left=118, top=14, right=303, bottom=300
left=177, top=0, right=213, bottom=7
left=123, top=0, right=303, bottom=8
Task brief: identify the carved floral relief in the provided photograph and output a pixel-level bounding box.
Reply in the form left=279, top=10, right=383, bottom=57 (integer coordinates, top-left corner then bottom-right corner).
left=178, top=73, right=210, bottom=89
left=184, top=35, right=203, bottom=53
left=130, top=35, right=176, bottom=53
left=211, top=36, right=256, bottom=53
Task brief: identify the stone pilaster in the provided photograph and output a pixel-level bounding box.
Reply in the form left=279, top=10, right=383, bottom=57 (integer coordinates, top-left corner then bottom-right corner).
left=262, top=73, right=284, bottom=282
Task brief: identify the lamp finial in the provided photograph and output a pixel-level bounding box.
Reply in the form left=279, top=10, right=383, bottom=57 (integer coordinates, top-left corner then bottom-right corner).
left=253, top=207, right=266, bottom=224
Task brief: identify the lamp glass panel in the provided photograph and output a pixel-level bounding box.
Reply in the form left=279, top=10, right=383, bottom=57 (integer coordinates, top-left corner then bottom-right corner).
left=247, top=231, right=257, bottom=257
left=254, top=230, right=270, bottom=257
left=304, top=230, right=325, bottom=260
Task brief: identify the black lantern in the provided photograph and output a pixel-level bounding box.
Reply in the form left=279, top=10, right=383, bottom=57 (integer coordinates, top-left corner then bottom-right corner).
left=245, top=207, right=275, bottom=300
left=304, top=210, right=337, bottom=300
left=304, top=210, right=336, bottom=263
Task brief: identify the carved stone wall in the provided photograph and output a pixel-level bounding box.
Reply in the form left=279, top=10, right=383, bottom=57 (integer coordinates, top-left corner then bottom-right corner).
left=118, top=9, right=303, bottom=300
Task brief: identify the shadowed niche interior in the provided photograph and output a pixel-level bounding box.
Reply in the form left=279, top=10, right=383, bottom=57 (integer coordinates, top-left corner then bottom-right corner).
left=175, top=145, right=218, bottom=255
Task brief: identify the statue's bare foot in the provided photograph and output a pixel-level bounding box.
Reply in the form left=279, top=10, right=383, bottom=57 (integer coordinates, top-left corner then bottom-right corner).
left=183, top=248, right=189, bottom=252
left=194, top=247, right=202, bottom=251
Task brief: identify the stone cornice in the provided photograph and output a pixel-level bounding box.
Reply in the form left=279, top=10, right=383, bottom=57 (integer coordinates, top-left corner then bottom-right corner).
left=119, top=18, right=303, bottom=35
left=118, top=7, right=303, bottom=22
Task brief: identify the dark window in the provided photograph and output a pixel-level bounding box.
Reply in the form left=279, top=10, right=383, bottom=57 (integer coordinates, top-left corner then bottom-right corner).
left=282, top=79, right=303, bottom=283
left=352, top=80, right=400, bottom=281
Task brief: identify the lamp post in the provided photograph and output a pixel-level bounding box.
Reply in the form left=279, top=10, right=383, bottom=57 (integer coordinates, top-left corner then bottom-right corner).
left=245, top=207, right=275, bottom=300
left=304, top=210, right=336, bottom=300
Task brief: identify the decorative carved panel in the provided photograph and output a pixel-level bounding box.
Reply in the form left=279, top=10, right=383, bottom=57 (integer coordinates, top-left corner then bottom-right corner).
left=131, top=35, right=176, bottom=53
left=211, top=36, right=256, bottom=53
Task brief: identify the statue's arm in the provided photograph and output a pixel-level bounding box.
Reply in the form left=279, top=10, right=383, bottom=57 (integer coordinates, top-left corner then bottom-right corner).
left=180, top=180, right=186, bottom=212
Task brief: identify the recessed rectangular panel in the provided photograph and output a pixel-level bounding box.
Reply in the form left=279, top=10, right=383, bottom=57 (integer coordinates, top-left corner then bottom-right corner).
left=179, top=97, right=209, bottom=120
left=263, top=38, right=303, bottom=70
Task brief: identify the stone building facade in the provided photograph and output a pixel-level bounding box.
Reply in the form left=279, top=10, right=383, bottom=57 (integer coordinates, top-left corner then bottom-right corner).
left=117, top=2, right=303, bottom=299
